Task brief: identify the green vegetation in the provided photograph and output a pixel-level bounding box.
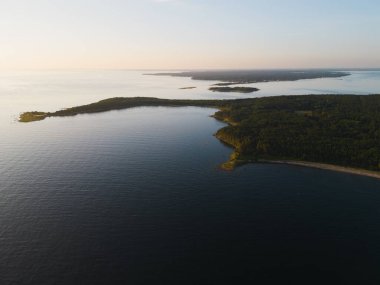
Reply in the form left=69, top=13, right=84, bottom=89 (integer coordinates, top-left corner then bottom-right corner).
left=19, top=97, right=229, bottom=122
left=209, top=86, right=259, bottom=93
left=19, top=111, right=49, bottom=122
left=214, top=95, right=380, bottom=171
left=20, top=95, right=380, bottom=173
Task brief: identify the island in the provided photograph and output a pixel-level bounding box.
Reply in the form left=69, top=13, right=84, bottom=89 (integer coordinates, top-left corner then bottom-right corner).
left=209, top=87, right=259, bottom=93
left=147, top=69, right=350, bottom=84
left=19, top=95, right=380, bottom=178
left=212, top=82, right=246, bottom=86
left=179, top=86, right=196, bottom=90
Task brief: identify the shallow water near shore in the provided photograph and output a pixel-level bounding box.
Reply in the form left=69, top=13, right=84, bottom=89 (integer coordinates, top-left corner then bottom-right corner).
left=1, top=70, right=380, bottom=284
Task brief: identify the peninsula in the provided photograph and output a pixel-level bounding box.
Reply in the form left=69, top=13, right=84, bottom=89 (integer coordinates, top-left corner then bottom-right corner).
left=19, top=95, right=380, bottom=177
left=19, top=97, right=225, bottom=122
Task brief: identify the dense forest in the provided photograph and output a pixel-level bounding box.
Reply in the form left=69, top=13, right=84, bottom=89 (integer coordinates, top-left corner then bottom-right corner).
left=214, top=95, right=380, bottom=171
left=20, top=95, right=380, bottom=172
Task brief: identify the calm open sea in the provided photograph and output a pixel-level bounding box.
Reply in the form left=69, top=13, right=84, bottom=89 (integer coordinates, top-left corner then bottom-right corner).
left=1, top=70, right=380, bottom=284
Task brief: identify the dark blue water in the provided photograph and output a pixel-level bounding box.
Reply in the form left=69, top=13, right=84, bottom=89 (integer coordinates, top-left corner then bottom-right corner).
left=1, top=107, right=380, bottom=284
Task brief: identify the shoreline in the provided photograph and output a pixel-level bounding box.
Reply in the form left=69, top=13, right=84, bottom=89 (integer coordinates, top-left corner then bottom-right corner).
left=18, top=95, right=380, bottom=179
left=258, top=159, right=380, bottom=180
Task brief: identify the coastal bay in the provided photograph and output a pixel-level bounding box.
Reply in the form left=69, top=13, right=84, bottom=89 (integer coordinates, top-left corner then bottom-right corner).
left=3, top=70, right=380, bottom=284
left=20, top=94, right=380, bottom=177
left=3, top=0, right=380, bottom=281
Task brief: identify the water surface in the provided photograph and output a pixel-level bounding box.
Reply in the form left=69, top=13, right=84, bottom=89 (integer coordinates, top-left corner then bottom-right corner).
left=1, top=70, right=379, bottom=120
left=1, top=71, right=380, bottom=284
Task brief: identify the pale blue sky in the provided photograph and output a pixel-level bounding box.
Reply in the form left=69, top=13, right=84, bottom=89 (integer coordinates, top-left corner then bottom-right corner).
left=0, top=0, right=379, bottom=69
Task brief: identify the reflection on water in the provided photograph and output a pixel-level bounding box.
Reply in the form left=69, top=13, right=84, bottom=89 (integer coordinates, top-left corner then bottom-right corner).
left=1, top=71, right=380, bottom=284
left=0, top=70, right=379, bottom=123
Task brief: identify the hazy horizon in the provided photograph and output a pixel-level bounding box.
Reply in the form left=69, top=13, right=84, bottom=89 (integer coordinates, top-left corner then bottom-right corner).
left=1, top=0, right=379, bottom=70
left=2, top=67, right=380, bottom=73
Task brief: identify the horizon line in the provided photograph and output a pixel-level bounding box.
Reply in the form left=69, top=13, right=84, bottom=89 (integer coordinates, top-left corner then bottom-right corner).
left=1, top=67, right=380, bottom=72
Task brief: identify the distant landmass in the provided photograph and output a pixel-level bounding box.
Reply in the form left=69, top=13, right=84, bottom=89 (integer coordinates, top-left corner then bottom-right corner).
left=19, top=95, right=380, bottom=177
left=147, top=69, right=350, bottom=84
left=209, top=86, right=259, bottom=93
left=179, top=86, right=196, bottom=90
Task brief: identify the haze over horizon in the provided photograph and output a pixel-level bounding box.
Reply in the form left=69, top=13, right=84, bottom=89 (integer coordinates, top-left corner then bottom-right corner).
left=1, top=0, right=379, bottom=70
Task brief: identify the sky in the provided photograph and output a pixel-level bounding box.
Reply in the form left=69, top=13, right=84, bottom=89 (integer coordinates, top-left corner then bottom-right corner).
left=0, top=0, right=379, bottom=70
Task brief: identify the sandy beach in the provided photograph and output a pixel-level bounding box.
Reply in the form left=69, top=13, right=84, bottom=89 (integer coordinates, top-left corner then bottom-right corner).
left=260, top=160, right=380, bottom=180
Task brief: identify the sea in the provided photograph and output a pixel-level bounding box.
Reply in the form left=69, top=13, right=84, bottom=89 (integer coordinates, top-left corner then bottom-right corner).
left=1, top=70, right=380, bottom=284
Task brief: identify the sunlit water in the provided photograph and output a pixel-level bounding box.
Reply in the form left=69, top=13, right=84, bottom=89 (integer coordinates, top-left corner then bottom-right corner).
left=1, top=70, right=380, bottom=284
left=1, top=70, right=379, bottom=120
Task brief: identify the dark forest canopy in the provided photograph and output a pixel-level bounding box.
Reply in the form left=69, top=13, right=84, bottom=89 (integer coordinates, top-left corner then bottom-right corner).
left=20, top=95, right=380, bottom=172
left=147, top=70, right=350, bottom=84
left=214, top=95, right=380, bottom=171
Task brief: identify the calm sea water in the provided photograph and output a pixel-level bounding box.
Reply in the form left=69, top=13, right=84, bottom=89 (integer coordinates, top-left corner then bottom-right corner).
left=1, top=70, right=380, bottom=284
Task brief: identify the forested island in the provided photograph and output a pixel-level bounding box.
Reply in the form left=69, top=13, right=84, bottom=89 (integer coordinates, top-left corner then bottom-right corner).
left=209, top=87, right=259, bottom=93
left=148, top=69, right=350, bottom=84
left=179, top=86, right=196, bottom=89
left=20, top=95, right=380, bottom=176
